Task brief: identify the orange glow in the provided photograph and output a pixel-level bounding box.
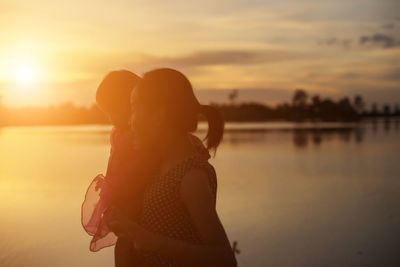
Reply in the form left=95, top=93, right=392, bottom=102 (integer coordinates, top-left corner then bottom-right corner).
left=14, top=62, right=38, bottom=85
left=0, top=1, right=398, bottom=108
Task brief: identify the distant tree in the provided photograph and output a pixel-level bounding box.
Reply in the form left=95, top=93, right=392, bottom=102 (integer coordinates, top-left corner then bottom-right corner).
left=337, top=97, right=358, bottom=121
left=383, top=104, right=391, bottom=116
left=291, top=89, right=309, bottom=121
left=353, top=95, right=365, bottom=115
left=339, top=97, right=352, bottom=112
left=310, top=95, right=321, bottom=120
left=394, top=104, right=400, bottom=116
left=292, top=89, right=308, bottom=107
left=275, top=103, right=291, bottom=120
left=371, top=103, right=378, bottom=116
left=311, top=95, right=321, bottom=106
left=228, top=89, right=239, bottom=105
left=319, top=98, right=337, bottom=121
left=0, top=89, right=378, bottom=125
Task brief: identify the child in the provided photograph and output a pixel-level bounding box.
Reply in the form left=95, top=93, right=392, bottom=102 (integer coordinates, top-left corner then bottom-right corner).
left=81, top=70, right=144, bottom=252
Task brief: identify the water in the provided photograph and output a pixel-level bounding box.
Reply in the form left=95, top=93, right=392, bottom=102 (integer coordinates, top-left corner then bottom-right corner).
left=0, top=121, right=399, bottom=267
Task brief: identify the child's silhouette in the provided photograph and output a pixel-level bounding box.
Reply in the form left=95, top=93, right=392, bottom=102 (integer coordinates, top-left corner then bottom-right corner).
left=81, top=70, right=144, bottom=252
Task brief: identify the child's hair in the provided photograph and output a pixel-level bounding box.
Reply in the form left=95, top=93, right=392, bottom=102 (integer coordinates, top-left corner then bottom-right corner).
left=135, top=68, right=224, bottom=152
left=96, top=70, right=140, bottom=128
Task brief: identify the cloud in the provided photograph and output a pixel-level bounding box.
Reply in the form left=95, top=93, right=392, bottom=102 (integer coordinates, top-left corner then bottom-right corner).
left=318, top=33, right=400, bottom=49
left=382, top=23, right=395, bottom=30
left=359, top=33, right=400, bottom=48
left=315, top=67, right=400, bottom=82
left=379, top=68, right=400, bottom=81
left=140, top=49, right=304, bottom=68
left=317, top=38, right=352, bottom=48
left=307, top=67, right=400, bottom=89
left=337, top=72, right=361, bottom=80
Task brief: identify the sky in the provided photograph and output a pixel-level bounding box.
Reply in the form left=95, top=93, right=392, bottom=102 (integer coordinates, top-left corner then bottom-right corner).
left=0, top=0, right=399, bottom=108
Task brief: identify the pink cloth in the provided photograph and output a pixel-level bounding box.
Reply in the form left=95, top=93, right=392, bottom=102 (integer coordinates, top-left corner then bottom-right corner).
left=81, top=127, right=140, bottom=252
left=81, top=174, right=118, bottom=251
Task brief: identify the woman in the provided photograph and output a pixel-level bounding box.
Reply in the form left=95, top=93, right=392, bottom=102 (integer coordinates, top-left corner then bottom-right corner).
left=108, top=68, right=237, bottom=266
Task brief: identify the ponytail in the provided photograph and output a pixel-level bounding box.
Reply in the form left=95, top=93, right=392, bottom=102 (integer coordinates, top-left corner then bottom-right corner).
left=199, top=104, right=224, bottom=152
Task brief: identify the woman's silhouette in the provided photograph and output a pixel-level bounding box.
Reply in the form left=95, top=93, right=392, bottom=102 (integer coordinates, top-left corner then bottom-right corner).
left=108, top=68, right=237, bottom=266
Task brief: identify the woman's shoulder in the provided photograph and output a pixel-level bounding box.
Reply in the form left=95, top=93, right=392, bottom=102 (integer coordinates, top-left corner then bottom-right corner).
left=186, top=133, right=217, bottom=186
left=180, top=163, right=218, bottom=207
left=187, top=133, right=211, bottom=160
left=181, top=159, right=217, bottom=198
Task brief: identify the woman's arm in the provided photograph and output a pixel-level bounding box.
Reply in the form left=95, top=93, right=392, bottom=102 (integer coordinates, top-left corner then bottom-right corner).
left=178, top=168, right=237, bottom=266
left=109, top=169, right=237, bottom=267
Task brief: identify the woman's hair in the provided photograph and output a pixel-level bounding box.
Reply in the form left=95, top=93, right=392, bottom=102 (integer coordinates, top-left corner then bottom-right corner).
left=135, top=68, right=224, bottom=152
left=96, top=70, right=140, bottom=128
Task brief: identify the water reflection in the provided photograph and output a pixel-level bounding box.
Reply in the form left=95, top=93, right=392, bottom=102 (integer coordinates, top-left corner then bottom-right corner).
left=292, top=127, right=366, bottom=148
left=0, top=121, right=399, bottom=267
left=214, top=120, right=398, bottom=149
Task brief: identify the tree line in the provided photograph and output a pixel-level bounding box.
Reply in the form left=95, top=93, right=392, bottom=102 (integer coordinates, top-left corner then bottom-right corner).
left=217, top=89, right=399, bottom=122
left=0, top=89, right=399, bottom=126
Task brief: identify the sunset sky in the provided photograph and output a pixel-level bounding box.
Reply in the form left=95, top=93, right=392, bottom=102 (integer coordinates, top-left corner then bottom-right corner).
left=0, top=0, right=399, bottom=108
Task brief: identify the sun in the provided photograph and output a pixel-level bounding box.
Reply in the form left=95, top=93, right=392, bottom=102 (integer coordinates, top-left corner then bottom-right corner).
left=15, top=64, right=38, bottom=85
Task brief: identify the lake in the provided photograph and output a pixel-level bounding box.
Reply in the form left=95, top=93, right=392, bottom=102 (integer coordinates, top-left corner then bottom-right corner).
left=0, top=121, right=399, bottom=267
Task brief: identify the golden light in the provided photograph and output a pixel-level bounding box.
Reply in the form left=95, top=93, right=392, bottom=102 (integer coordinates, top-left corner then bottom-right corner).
left=15, top=63, right=38, bottom=85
